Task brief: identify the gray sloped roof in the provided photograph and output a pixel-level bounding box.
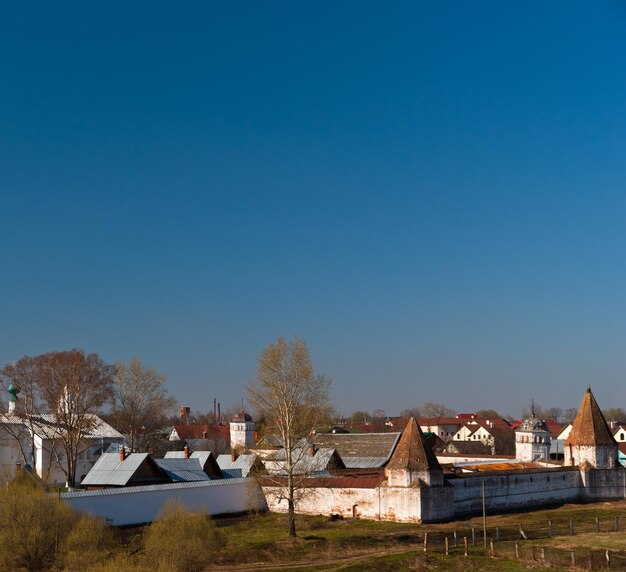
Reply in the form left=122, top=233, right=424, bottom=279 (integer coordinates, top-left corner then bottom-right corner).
left=0, top=413, right=123, bottom=440
left=314, top=432, right=401, bottom=463
left=164, top=451, right=213, bottom=467
left=61, top=477, right=251, bottom=499
left=154, top=458, right=213, bottom=482
left=81, top=453, right=152, bottom=486
left=264, top=447, right=343, bottom=476
left=216, top=454, right=259, bottom=478
left=342, top=456, right=389, bottom=469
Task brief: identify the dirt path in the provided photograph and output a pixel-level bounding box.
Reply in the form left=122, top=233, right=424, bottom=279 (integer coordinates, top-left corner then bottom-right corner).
left=208, top=546, right=417, bottom=571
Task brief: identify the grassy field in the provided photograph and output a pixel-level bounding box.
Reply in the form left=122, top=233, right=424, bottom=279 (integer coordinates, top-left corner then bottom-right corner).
left=206, top=500, right=626, bottom=571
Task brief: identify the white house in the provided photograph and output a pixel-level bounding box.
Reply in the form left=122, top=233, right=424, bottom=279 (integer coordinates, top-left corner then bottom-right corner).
left=0, top=413, right=123, bottom=487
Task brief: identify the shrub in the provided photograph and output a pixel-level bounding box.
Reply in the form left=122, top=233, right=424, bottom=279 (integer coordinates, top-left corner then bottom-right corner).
left=63, top=514, right=116, bottom=570
left=0, top=472, right=76, bottom=571
left=143, top=501, right=222, bottom=572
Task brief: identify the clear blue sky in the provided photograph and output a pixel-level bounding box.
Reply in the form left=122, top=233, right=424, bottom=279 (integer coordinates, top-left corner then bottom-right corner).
left=2, top=2, right=626, bottom=418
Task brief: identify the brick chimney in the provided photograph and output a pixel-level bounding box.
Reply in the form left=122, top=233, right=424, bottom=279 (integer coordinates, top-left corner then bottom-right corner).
left=184, top=445, right=190, bottom=459
left=309, top=445, right=316, bottom=457
left=231, top=448, right=237, bottom=462
left=119, top=447, right=126, bottom=462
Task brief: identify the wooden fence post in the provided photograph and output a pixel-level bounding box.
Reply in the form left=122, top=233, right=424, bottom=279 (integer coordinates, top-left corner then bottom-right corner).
left=596, top=517, right=600, bottom=533
left=495, top=525, right=500, bottom=541
left=519, top=523, right=527, bottom=540
left=570, top=519, right=575, bottom=535
left=606, top=549, right=611, bottom=569
left=490, top=539, right=494, bottom=558
left=548, top=520, right=552, bottom=537
left=464, top=536, right=468, bottom=557
left=445, top=536, right=449, bottom=556
left=541, top=547, right=546, bottom=562
left=471, top=527, right=476, bottom=546
left=454, top=530, right=458, bottom=547
left=515, top=542, right=519, bottom=560
left=423, top=532, right=428, bottom=553
left=571, top=550, right=576, bottom=567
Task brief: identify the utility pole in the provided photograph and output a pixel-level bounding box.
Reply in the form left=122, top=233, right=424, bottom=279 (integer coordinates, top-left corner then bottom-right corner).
left=482, top=479, right=487, bottom=550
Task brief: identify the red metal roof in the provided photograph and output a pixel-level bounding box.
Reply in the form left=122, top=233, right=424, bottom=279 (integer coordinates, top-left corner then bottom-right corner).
left=172, top=424, right=229, bottom=441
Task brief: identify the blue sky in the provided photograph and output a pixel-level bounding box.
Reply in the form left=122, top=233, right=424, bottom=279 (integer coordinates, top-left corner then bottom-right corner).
left=2, top=2, right=626, bottom=418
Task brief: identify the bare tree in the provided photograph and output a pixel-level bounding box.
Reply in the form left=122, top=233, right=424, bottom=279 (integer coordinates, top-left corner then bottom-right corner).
left=109, top=358, right=176, bottom=452
left=400, top=406, right=422, bottom=418
left=520, top=403, right=563, bottom=422
left=0, top=357, right=46, bottom=471
left=420, top=401, right=456, bottom=418
left=247, top=336, right=332, bottom=537
left=561, top=408, right=578, bottom=424
left=36, top=350, right=115, bottom=487
left=603, top=407, right=626, bottom=423
left=348, top=410, right=369, bottom=425
left=371, top=408, right=387, bottom=430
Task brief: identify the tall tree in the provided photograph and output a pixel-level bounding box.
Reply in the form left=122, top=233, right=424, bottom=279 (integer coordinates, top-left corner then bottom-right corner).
left=110, top=358, right=175, bottom=452
left=36, top=350, right=114, bottom=487
left=0, top=357, right=46, bottom=471
left=247, top=336, right=332, bottom=537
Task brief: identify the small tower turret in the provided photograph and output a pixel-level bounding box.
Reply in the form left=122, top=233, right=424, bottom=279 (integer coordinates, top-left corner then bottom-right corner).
left=515, top=405, right=551, bottom=462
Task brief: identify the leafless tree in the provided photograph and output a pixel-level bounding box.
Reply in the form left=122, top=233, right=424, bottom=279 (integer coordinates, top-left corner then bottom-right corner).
left=603, top=407, right=626, bottom=423
left=520, top=403, right=563, bottom=422
left=561, top=408, right=578, bottom=424
left=0, top=357, right=46, bottom=471
left=247, top=336, right=332, bottom=537
left=36, top=350, right=115, bottom=487
left=420, top=401, right=456, bottom=418
left=400, top=406, right=422, bottom=418
left=109, top=358, right=176, bottom=452
left=348, top=410, right=370, bottom=425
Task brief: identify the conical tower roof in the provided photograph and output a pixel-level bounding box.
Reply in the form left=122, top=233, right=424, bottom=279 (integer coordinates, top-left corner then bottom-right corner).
left=565, top=388, right=616, bottom=447
left=386, top=417, right=442, bottom=471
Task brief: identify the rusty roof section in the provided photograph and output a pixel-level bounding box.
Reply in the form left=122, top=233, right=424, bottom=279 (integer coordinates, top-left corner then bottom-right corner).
left=258, top=469, right=386, bottom=489
left=386, top=417, right=442, bottom=472
left=565, top=388, right=616, bottom=447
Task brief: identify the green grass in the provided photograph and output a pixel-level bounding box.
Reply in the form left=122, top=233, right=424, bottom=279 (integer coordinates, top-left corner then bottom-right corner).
left=208, top=500, right=626, bottom=571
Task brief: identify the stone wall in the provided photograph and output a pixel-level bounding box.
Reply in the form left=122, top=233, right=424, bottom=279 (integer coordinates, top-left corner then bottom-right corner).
left=451, top=468, right=583, bottom=517
left=580, top=468, right=626, bottom=500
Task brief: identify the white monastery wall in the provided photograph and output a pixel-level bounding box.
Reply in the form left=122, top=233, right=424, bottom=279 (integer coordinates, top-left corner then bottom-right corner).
left=451, top=469, right=583, bottom=516
left=263, top=484, right=454, bottom=523
left=61, top=478, right=266, bottom=526
left=263, top=485, right=383, bottom=520
left=580, top=468, right=626, bottom=500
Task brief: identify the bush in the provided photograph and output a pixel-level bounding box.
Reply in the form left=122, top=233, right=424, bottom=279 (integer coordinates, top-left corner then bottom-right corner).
left=63, top=514, right=116, bottom=570
left=0, top=472, right=76, bottom=571
left=143, top=501, right=222, bottom=572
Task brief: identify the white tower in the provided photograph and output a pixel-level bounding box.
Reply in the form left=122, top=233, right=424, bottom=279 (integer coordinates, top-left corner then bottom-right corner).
left=515, top=407, right=551, bottom=462
left=230, top=410, right=254, bottom=450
